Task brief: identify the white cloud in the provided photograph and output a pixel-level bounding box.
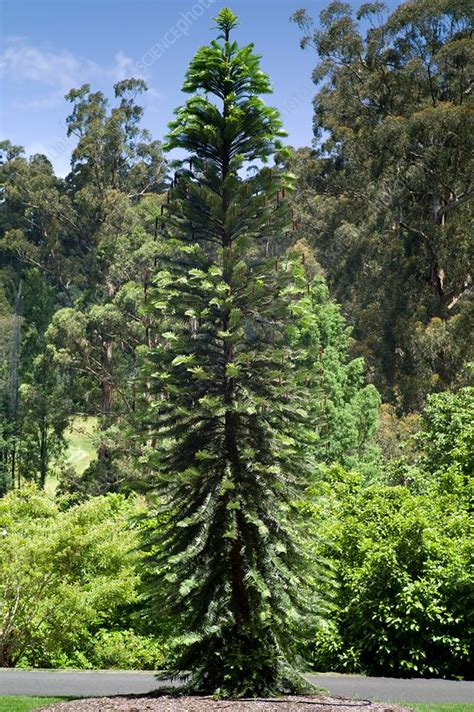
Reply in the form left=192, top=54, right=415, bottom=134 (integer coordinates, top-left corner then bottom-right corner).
left=113, top=50, right=137, bottom=82
left=0, top=37, right=147, bottom=109
left=1, top=37, right=92, bottom=89
left=147, top=87, right=162, bottom=99
left=12, top=95, right=70, bottom=110
left=1, top=39, right=156, bottom=177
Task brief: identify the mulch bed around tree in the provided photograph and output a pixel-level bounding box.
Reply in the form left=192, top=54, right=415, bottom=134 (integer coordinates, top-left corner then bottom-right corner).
left=38, top=695, right=412, bottom=711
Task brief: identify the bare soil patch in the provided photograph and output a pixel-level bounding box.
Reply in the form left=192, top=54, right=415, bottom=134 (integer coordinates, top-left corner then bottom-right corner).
left=38, top=694, right=411, bottom=711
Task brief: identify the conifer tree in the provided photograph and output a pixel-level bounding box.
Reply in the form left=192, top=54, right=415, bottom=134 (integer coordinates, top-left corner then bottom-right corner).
left=141, top=9, right=324, bottom=697
left=291, top=244, right=380, bottom=469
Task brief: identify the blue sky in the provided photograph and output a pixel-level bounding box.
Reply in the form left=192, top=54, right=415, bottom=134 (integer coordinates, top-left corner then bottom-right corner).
left=1, top=0, right=395, bottom=176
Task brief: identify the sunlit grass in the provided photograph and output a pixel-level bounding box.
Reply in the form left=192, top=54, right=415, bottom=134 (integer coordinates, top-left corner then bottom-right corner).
left=63, top=416, right=97, bottom=475
left=403, top=704, right=474, bottom=712
left=0, top=697, right=69, bottom=711
left=45, top=416, right=97, bottom=494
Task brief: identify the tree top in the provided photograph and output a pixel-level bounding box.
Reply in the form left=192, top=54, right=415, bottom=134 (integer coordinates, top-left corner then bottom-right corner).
left=213, top=8, right=239, bottom=40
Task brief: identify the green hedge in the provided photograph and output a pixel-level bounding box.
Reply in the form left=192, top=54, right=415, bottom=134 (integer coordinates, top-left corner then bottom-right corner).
left=306, top=466, right=473, bottom=678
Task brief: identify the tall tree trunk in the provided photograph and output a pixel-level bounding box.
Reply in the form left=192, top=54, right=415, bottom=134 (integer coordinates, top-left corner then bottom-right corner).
left=98, top=338, right=113, bottom=460
left=220, top=77, right=251, bottom=629
left=8, top=281, right=22, bottom=489
left=102, top=339, right=113, bottom=417
left=39, top=415, right=47, bottom=488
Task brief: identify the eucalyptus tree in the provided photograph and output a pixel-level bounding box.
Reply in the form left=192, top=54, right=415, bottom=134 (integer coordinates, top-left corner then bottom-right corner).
left=0, top=84, right=167, bottom=487
left=291, top=0, right=474, bottom=409
left=141, top=8, right=324, bottom=697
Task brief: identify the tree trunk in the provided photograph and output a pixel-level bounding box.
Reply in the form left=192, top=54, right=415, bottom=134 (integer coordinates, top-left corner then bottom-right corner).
left=220, top=91, right=251, bottom=628
left=8, top=281, right=22, bottom=489
left=98, top=338, right=113, bottom=460
left=39, top=415, right=48, bottom=488
left=102, top=339, right=113, bottom=417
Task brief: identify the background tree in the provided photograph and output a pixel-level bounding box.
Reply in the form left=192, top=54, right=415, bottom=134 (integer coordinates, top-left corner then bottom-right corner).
left=0, top=82, right=166, bottom=491
left=47, top=196, right=164, bottom=495
left=414, top=384, right=473, bottom=494
left=15, top=270, right=71, bottom=488
left=0, top=274, right=16, bottom=494
left=141, top=8, right=326, bottom=697
left=291, top=0, right=473, bottom=410
left=292, top=241, right=380, bottom=470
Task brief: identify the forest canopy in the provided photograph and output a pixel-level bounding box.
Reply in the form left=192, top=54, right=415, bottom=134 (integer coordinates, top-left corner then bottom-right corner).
left=0, top=0, right=472, bottom=695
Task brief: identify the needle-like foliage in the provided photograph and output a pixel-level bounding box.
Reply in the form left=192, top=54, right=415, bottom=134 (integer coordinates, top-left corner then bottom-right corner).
left=141, top=8, right=325, bottom=697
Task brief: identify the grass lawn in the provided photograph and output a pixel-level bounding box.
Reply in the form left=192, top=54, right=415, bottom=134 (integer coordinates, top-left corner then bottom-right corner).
left=0, top=698, right=69, bottom=711
left=63, top=416, right=97, bottom=475
left=403, top=705, right=474, bottom=711
left=45, top=415, right=98, bottom=495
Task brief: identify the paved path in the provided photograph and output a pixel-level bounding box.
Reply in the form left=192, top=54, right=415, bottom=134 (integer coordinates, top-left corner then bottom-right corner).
left=0, top=669, right=473, bottom=704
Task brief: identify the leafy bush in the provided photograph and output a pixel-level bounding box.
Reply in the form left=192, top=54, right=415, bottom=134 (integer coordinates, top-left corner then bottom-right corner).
left=307, top=467, right=473, bottom=678
left=0, top=486, right=149, bottom=668
left=89, top=629, right=164, bottom=670
left=415, top=387, right=474, bottom=500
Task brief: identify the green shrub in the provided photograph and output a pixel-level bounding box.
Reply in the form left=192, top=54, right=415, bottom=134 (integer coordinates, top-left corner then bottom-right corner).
left=0, top=486, right=144, bottom=668
left=415, top=387, right=474, bottom=478
left=90, top=629, right=164, bottom=670
left=307, top=467, right=473, bottom=678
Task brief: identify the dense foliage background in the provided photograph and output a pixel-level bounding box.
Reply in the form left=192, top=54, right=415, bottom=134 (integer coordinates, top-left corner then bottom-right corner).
left=0, top=0, right=472, bottom=684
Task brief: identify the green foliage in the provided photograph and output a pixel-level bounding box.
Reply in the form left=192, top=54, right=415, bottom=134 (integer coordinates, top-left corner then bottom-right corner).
left=290, top=259, right=380, bottom=468
left=45, top=195, right=166, bottom=494
left=140, top=8, right=325, bottom=697
left=65, top=79, right=164, bottom=201
left=0, top=486, right=143, bottom=668
left=0, top=267, right=71, bottom=490
left=17, top=270, right=72, bottom=487
left=88, top=629, right=164, bottom=670
left=0, top=0, right=471, bottom=689
left=0, top=84, right=166, bottom=493
left=375, top=404, right=420, bottom=464
left=291, top=0, right=474, bottom=410
left=306, top=466, right=473, bottom=678
left=415, top=386, right=474, bottom=479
